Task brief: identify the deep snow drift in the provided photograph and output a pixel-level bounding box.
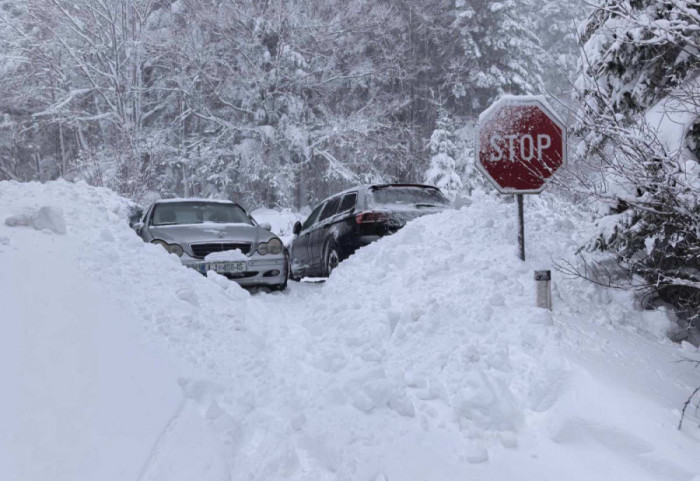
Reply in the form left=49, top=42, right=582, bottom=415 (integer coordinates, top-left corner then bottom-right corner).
left=1, top=180, right=699, bottom=481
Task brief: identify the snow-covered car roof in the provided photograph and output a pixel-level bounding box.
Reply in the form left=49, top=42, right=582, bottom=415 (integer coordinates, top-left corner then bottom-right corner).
left=153, top=198, right=235, bottom=205
left=327, top=183, right=443, bottom=200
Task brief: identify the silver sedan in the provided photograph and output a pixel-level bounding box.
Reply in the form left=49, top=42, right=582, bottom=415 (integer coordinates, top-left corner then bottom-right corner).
left=134, top=199, right=287, bottom=290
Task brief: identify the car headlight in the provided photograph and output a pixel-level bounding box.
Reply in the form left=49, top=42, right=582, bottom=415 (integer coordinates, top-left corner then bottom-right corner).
left=168, top=244, right=184, bottom=257
left=267, top=238, right=283, bottom=255
left=151, top=239, right=183, bottom=257
left=257, top=242, right=269, bottom=255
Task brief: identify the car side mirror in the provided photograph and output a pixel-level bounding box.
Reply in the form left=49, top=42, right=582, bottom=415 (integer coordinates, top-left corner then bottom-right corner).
left=259, top=222, right=272, bottom=231
left=293, top=221, right=302, bottom=235
left=128, top=205, right=144, bottom=228
left=132, top=222, right=144, bottom=234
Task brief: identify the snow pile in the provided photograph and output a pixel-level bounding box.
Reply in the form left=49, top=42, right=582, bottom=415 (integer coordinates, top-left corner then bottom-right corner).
left=2, top=180, right=699, bottom=481
left=205, top=249, right=248, bottom=262
left=5, top=205, right=67, bottom=234
left=0, top=180, right=266, bottom=481
left=286, top=192, right=700, bottom=480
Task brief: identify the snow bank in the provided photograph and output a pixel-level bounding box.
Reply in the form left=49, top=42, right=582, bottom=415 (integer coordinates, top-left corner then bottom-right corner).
left=287, top=191, right=700, bottom=480
left=0, top=180, right=263, bottom=481
left=2, top=180, right=699, bottom=481
left=5, top=205, right=67, bottom=234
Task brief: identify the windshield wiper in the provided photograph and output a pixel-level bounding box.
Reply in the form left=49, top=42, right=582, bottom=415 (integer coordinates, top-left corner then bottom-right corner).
left=415, top=203, right=441, bottom=208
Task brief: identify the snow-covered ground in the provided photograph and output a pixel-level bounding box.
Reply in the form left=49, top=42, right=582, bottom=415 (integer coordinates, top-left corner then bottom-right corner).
left=2, top=180, right=699, bottom=481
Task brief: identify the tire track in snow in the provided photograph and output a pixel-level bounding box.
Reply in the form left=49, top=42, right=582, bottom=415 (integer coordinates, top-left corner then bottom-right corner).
left=136, top=399, right=188, bottom=481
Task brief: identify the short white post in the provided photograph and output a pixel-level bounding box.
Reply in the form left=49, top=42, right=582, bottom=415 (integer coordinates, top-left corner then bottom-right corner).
left=534, top=270, right=552, bottom=310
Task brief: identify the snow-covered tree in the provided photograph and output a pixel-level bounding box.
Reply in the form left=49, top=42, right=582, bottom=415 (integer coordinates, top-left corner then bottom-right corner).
left=532, top=0, right=588, bottom=96
left=575, top=0, right=700, bottom=334
left=578, top=0, right=700, bottom=123
left=0, top=0, right=562, bottom=205
left=425, top=111, right=462, bottom=199
left=451, top=0, right=544, bottom=113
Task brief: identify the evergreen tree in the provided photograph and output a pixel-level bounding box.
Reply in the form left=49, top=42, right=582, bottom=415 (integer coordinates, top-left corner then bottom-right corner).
left=425, top=111, right=462, bottom=200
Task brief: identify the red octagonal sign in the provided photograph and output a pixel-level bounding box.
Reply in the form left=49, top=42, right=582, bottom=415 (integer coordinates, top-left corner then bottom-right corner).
left=477, top=96, right=567, bottom=194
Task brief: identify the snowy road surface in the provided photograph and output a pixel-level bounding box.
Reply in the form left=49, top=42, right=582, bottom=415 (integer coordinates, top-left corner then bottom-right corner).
left=1, top=180, right=699, bottom=481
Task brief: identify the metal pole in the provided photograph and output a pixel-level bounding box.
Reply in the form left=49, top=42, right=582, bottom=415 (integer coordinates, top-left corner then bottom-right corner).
left=517, top=194, right=525, bottom=261
left=535, top=270, right=552, bottom=310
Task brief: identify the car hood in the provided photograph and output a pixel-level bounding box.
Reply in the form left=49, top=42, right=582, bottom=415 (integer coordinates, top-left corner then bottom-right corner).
left=148, top=223, right=275, bottom=247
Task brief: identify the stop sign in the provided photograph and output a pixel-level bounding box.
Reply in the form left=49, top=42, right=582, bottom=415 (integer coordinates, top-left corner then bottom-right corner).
left=476, top=96, right=567, bottom=194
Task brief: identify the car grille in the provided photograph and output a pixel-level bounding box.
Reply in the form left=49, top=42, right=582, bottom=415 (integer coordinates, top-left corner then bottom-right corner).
left=223, top=272, right=258, bottom=280
left=191, top=242, right=251, bottom=259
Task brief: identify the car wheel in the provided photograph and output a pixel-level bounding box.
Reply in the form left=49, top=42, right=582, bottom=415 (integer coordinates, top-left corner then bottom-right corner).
left=288, top=250, right=301, bottom=282
left=323, top=242, right=340, bottom=277
left=271, top=255, right=289, bottom=291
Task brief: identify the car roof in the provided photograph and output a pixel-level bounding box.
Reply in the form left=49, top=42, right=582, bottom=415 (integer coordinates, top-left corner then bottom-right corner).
left=153, top=198, right=236, bottom=205
left=322, top=183, right=442, bottom=202
left=369, top=183, right=441, bottom=191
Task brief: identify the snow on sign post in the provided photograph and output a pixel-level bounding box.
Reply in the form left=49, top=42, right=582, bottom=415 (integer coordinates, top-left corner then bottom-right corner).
left=476, top=96, right=567, bottom=261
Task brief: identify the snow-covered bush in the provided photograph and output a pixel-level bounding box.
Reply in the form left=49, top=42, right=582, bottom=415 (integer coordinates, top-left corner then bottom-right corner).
left=575, top=0, right=700, bottom=333
left=578, top=0, right=700, bottom=118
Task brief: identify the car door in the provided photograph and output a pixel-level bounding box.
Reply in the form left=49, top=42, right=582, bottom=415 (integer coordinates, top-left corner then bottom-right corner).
left=334, top=192, right=358, bottom=257
left=309, top=196, right=341, bottom=274
left=291, top=202, right=324, bottom=277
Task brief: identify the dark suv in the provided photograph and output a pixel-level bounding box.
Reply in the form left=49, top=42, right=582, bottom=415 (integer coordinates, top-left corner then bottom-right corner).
left=289, top=184, right=450, bottom=279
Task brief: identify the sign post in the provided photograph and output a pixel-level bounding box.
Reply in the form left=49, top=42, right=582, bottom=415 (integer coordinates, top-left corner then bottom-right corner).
left=476, top=96, right=567, bottom=261
left=517, top=193, right=524, bottom=261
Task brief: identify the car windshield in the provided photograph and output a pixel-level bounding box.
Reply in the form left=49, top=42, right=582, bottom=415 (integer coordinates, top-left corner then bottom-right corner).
left=151, top=202, right=252, bottom=226
left=370, top=186, right=449, bottom=207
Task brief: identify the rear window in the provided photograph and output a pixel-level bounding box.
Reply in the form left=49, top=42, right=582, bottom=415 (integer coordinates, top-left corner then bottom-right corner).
left=369, top=186, right=449, bottom=207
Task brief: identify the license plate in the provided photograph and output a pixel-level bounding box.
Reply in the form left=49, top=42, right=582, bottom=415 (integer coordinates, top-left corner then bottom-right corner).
left=207, top=261, right=246, bottom=273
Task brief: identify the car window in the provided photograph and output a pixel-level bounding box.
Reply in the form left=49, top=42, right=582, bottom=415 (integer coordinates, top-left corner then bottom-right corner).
left=303, top=203, right=324, bottom=230
left=338, top=193, right=357, bottom=214
left=369, top=186, right=449, bottom=207
left=319, top=196, right=341, bottom=222
left=151, top=202, right=252, bottom=226
left=144, top=205, right=155, bottom=224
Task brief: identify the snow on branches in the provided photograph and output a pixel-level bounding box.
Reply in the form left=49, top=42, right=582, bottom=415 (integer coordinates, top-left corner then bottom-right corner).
left=0, top=0, right=584, bottom=207
left=576, top=0, right=700, bottom=333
